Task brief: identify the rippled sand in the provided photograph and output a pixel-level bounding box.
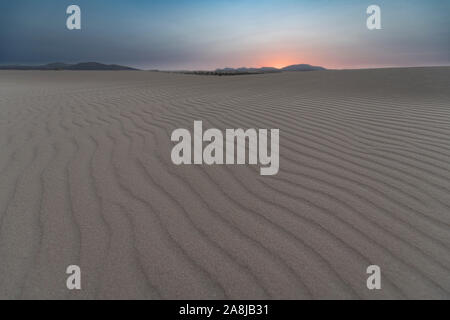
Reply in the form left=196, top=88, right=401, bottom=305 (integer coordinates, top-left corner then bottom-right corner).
left=0, top=67, right=449, bottom=299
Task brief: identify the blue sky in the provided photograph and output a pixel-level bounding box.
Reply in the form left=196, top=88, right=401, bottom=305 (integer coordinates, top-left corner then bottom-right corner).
left=0, top=0, right=448, bottom=69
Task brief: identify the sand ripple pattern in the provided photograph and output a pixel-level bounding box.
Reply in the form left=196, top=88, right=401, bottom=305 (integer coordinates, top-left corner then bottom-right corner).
left=0, top=68, right=449, bottom=299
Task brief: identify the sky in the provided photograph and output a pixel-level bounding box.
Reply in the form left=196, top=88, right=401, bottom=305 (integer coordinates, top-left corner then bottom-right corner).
left=0, top=0, right=448, bottom=70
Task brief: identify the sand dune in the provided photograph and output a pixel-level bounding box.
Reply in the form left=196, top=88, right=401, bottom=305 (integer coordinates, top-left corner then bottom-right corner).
left=0, top=67, right=449, bottom=299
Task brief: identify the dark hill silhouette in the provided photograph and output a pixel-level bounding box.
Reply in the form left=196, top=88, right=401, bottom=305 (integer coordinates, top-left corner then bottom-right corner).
left=215, top=64, right=325, bottom=74
left=281, top=64, right=326, bottom=71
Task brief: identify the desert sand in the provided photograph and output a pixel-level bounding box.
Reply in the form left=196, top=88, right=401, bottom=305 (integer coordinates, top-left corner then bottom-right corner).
left=0, top=67, right=449, bottom=299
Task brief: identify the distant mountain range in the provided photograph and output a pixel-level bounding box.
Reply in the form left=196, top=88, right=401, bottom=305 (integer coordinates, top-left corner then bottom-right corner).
left=215, top=64, right=326, bottom=74
left=0, top=62, right=138, bottom=70
left=281, top=64, right=326, bottom=71
left=0, top=62, right=325, bottom=73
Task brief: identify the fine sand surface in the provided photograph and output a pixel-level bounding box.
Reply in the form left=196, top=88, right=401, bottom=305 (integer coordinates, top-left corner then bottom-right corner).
left=0, top=67, right=449, bottom=299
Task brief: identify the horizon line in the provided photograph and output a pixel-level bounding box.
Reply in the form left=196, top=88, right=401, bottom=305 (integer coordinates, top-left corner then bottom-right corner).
left=1, top=61, right=450, bottom=72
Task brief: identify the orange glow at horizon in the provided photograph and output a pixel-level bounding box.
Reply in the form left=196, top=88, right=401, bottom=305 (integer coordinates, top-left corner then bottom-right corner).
left=256, top=52, right=323, bottom=69
left=259, top=57, right=296, bottom=69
